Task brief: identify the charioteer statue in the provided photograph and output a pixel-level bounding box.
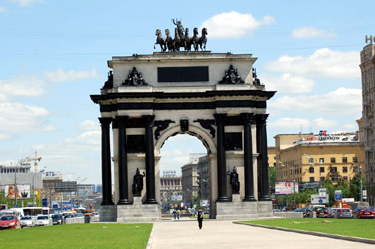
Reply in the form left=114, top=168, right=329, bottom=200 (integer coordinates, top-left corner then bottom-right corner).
left=227, top=167, right=240, bottom=194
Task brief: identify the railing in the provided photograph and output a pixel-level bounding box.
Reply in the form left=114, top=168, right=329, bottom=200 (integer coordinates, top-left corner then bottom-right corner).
left=273, top=212, right=304, bottom=218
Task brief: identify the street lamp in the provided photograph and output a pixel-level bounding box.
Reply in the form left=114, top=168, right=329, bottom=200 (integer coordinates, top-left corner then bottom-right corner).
left=360, top=165, right=363, bottom=202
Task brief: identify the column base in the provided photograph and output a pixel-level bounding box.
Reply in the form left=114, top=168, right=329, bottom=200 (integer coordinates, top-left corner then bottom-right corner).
left=145, top=199, right=158, bottom=204
left=259, top=196, right=271, bottom=201
left=117, top=199, right=131, bottom=205
left=243, top=197, right=257, bottom=202
left=101, top=200, right=115, bottom=205
left=216, top=197, right=230, bottom=202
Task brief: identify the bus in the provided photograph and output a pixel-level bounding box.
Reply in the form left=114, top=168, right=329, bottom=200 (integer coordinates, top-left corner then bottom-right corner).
left=23, top=207, right=55, bottom=216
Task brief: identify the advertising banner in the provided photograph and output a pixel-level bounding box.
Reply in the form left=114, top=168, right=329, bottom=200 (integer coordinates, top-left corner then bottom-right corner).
left=275, top=182, right=299, bottom=195
left=4, top=184, right=31, bottom=199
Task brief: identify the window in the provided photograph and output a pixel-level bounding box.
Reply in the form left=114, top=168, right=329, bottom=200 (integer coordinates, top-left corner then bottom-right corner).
left=320, top=177, right=325, bottom=182
left=320, top=167, right=325, bottom=173
left=319, top=158, right=324, bottom=163
left=343, top=167, right=348, bottom=173
left=330, top=167, right=338, bottom=173
left=309, top=177, right=315, bottom=182
left=331, top=157, right=336, bottom=163
left=353, top=157, right=358, bottom=163
left=342, top=157, right=347, bottom=163
left=274, top=156, right=276, bottom=160
left=273, top=163, right=276, bottom=167
left=343, top=176, right=348, bottom=181
left=353, top=166, right=358, bottom=172
left=309, top=158, right=314, bottom=164
left=309, top=167, right=314, bottom=173
left=332, top=177, right=338, bottom=182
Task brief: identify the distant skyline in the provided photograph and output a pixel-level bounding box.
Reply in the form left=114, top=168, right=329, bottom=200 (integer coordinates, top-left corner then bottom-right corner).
left=0, top=0, right=372, bottom=183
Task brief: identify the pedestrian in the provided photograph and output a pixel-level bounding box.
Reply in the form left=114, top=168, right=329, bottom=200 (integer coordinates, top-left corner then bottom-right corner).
left=177, top=209, right=180, bottom=220
left=197, top=209, right=203, bottom=229
left=173, top=209, right=176, bottom=220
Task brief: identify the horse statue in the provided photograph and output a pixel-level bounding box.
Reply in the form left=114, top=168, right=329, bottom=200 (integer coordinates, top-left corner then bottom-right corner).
left=184, top=28, right=191, bottom=51
left=191, top=27, right=199, bottom=51
left=165, top=29, right=173, bottom=52
left=198, top=27, right=208, bottom=51
left=173, top=28, right=182, bottom=52
left=154, top=29, right=166, bottom=52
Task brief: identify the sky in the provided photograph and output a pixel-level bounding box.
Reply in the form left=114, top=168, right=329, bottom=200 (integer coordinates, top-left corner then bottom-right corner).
left=0, top=0, right=373, bottom=184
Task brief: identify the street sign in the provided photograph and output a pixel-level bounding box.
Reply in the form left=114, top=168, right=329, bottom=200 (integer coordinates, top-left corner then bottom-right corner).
left=319, top=188, right=326, bottom=198
left=311, top=194, right=329, bottom=204
left=335, top=190, right=342, bottom=201
left=319, top=199, right=323, bottom=204
left=363, top=190, right=367, bottom=199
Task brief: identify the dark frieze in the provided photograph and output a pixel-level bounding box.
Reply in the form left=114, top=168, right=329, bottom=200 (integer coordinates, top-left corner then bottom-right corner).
left=153, top=120, right=176, bottom=140
left=122, top=67, right=148, bottom=86
left=154, top=19, right=208, bottom=52
left=219, top=65, right=245, bottom=84
left=193, top=119, right=216, bottom=138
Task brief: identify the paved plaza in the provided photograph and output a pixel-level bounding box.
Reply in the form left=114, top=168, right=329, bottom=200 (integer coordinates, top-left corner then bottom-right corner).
left=149, top=217, right=374, bottom=249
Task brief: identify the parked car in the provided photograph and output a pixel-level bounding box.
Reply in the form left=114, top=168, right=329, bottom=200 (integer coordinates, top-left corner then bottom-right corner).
left=327, top=208, right=340, bottom=218
left=335, top=208, right=353, bottom=218
left=51, top=214, right=63, bottom=225
left=358, top=207, right=375, bottom=219
left=307, top=206, right=326, bottom=218
left=315, top=208, right=329, bottom=218
left=353, top=206, right=367, bottom=218
left=293, top=208, right=308, bottom=218
left=0, top=215, right=20, bottom=230
left=35, top=215, right=52, bottom=226
left=20, top=216, right=35, bottom=228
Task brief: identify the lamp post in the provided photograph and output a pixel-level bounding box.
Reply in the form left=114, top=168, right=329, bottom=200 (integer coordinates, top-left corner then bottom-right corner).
left=359, top=165, right=363, bottom=202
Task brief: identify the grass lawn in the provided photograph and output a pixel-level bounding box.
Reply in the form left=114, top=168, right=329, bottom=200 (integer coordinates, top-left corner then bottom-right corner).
left=242, top=219, right=375, bottom=240
left=0, top=223, right=153, bottom=249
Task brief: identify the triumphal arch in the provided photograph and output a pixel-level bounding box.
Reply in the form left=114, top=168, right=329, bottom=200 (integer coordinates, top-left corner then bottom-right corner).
left=91, top=22, right=275, bottom=222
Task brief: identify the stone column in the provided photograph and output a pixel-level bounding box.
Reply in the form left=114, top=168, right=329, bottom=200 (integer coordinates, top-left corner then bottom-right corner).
left=117, top=116, right=130, bottom=205
left=214, top=114, right=229, bottom=202
left=99, top=117, right=114, bottom=205
left=241, top=113, right=256, bottom=201
left=144, top=115, right=157, bottom=204
left=256, top=114, right=271, bottom=201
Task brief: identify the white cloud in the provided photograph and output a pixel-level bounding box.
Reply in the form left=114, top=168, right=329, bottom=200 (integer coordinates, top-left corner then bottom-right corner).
left=0, top=75, right=47, bottom=97
left=0, top=6, right=9, bottom=13
left=76, top=120, right=100, bottom=132
left=269, top=87, right=362, bottom=115
left=263, top=73, right=315, bottom=94
left=292, top=27, right=337, bottom=39
left=44, top=68, right=98, bottom=83
left=265, top=48, right=360, bottom=79
left=0, top=134, right=11, bottom=140
left=313, top=118, right=338, bottom=128
left=9, top=0, right=44, bottom=7
left=200, top=11, right=276, bottom=38
left=0, top=102, right=55, bottom=133
left=0, top=93, right=9, bottom=102
left=343, top=123, right=356, bottom=130
left=269, top=118, right=310, bottom=129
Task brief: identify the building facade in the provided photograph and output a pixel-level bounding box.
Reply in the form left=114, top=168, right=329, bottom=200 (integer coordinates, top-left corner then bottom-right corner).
left=274, top=133, right=364, bottom=191
left=197, top=155, right=210, bottom=201
left=268, top=147, right=276, bottom=168
left=181, top=162, right=199, bottom=204
left=160, top=175, right=182, bottom=204
left=360, top=41, right=375, bottom=206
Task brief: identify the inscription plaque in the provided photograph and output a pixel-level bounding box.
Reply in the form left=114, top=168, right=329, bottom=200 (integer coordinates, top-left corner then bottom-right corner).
left=157, top=66, right=209, bottom=82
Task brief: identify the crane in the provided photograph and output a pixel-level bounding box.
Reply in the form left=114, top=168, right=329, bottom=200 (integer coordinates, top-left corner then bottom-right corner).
left=18, top=151, right=42, bottom=173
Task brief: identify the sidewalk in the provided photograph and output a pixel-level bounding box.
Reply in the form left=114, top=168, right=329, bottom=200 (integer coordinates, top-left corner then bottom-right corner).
left=149, top=217, right=374, bottom=249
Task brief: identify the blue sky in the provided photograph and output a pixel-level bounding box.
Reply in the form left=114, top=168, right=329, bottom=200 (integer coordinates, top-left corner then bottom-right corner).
left=0, top=0, right=372, bottom=183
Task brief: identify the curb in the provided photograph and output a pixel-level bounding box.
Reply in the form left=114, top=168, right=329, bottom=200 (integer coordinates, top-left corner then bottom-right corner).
left=146, top=225, right=154, bottom=249
left=233, top=222, right=375, bottom=245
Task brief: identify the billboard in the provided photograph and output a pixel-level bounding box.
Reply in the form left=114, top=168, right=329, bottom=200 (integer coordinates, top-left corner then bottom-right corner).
left=4, top=184, right=31, bottom=199
left=55, top=181, right=77, bottom=192
left=275, top=182, right=299, bottom=195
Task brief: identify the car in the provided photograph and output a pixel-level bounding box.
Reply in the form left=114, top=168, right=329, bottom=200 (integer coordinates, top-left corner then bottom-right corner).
left=335, top=208, right=353, bottom=218
left=35, top=215, right=52, bottom=226
left=315, top=208, right=329, bottom=218
left=353, top=206, right=368, bottom=218
left=20, top=216, right=35, bottom=228
left=51, top=214, right=63, bottom=225
left=307, top=206, right=326, bottom=218
left=0, top=215, right=20, bottom=230
left=358, top=207, right=375, bottom=219
left=293, top=208, right=308, bottom=218
left=327, top=208, right=340, bottom=218
left=75, top=213, right=84, bottom=218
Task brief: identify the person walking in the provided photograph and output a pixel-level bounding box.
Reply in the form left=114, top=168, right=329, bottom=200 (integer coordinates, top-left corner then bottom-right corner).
left=177, top=209, right=180, bottom=220
left=197, top=209, right=203, bottom=229
left=173, top=210, right=176, bottom=220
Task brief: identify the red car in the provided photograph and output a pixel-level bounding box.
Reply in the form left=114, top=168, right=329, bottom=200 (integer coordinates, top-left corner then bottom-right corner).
left=0, top=215, right=20, bottom=230
left=358, top=207, right=375, bottom=219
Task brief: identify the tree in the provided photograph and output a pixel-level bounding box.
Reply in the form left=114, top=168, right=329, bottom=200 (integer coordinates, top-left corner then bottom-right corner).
left=268, top=167, right=277, bottom=193
left=350, top=173, right=365, bottom=201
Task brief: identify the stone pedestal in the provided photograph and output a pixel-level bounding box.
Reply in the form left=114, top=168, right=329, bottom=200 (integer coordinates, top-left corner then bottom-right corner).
left=100, top=205, right=117, bottom=222
left=215, top=195, right=272, bottom=220
left=117, top=197, right=161, bottom=223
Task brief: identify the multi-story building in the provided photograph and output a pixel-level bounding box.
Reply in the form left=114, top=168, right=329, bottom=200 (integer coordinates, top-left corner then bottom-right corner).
left=77, top=184, right=93, bottom=199
left=268, top=147, right=276, bottom=168
left=181, top=160, right=199, bottom=204
left=274, top=132, right=364, bottom=191
left=42, top=172, right=63, bottom=206
left=197, top=155, right=210, bottom=200
left=360, top=40, right=375, bottom=206
left=160, top=171, right=182, bottom=203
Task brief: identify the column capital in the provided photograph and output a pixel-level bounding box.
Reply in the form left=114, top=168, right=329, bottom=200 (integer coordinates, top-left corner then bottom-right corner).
left=142, top=115, right=155, bottom=125
left=240, top=113, right=254, bottom=124
left=99, top=117, right=112, bottom=127
left=255, top=114, right=269, bottom=126
left=214, top=113, right=227, bottom=123
left=116, top=115, right=129, bottom=126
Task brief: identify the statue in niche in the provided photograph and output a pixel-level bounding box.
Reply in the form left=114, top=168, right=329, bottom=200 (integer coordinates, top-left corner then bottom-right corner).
left=227, top=167, right=240, bottom=194
left=252, top=68, right=261, bottom=85
left=132, top=168, right=146, bottom=197
left=103, top=71, right=113, bottom=89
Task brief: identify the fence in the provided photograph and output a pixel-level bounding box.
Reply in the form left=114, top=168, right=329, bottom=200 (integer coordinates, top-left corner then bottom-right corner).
left=273, top=212, right=304, bottom=218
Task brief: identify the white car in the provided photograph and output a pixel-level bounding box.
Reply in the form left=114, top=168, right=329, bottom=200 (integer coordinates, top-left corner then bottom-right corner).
left=35, top=215, right=52, bottom=226
left=20, top=216, right=35, bottom=228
